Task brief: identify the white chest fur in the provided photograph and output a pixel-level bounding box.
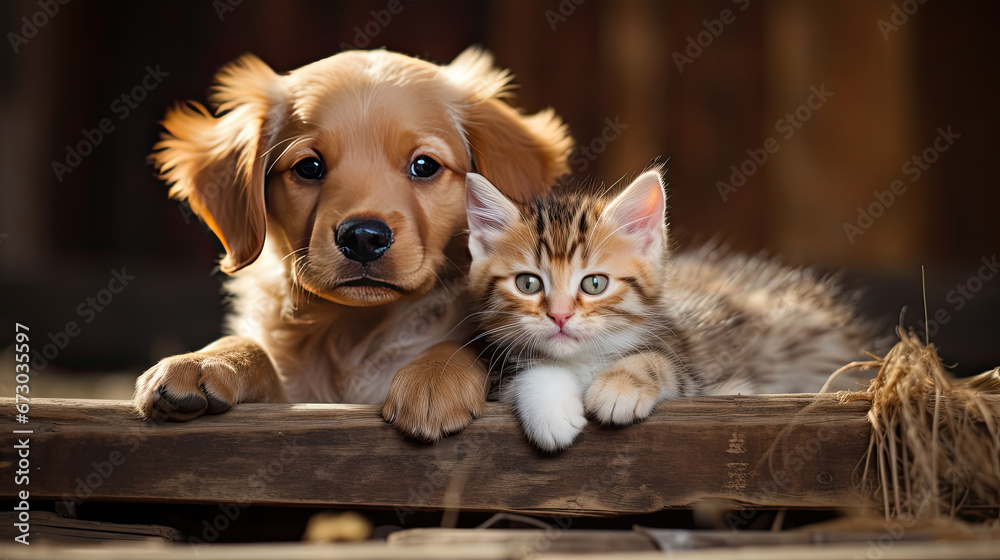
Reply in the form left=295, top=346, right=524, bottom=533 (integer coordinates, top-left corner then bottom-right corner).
left=222, top=243, right=470, bottom=404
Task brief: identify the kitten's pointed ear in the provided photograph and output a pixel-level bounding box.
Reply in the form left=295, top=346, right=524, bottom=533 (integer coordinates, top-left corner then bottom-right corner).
left=602, top=170, right=667, bottom=253
left=466, top=173, right=521, bottom=260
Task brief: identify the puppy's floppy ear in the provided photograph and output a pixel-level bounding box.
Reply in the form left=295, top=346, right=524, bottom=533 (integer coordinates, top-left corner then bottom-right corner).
left=447, top=48, right=573, bottom=202
left=151, top=54, right=287, bottom=273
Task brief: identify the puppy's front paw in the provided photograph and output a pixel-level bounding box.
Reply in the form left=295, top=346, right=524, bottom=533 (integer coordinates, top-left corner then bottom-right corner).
left=585, top=368, right=659, bottom=426
left=381, top=357, right=486, bottom=442
left=133, top=354, right=237, bottom=422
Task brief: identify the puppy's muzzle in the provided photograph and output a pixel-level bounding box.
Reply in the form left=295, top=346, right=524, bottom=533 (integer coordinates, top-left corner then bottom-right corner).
left=336, top=218, right=394, bottom=263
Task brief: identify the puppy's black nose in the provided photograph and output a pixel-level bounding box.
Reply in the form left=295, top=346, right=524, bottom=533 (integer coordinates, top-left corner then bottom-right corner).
left=335, top=219, right=394, bottom=263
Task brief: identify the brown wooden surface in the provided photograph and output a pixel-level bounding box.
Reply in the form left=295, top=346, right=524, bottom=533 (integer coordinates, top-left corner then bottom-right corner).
left=388, top=527, right=657, bottom=553
left=3, top=540, right=1000, bottom=560
left=1, top=395, right=872, bottom=514
left=2, top=542, right=1000, bottom=560
left=0, top=512, right=181, bottom=543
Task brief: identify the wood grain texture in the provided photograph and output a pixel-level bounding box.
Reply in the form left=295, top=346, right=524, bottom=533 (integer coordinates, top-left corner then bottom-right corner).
left=1, top=395, right=871, bottom=515
left=387, top=527, right=657, bottom=553
left=0, top=511, right=182, bottom=543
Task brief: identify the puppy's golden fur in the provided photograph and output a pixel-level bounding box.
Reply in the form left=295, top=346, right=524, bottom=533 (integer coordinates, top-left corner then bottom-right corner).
left=133, top=48, right=572, bottom=440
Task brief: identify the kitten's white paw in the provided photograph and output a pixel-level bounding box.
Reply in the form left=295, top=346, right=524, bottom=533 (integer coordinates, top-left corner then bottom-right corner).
left=585, top=370, right=659, bottom=426
left=513, top=365, right=587, bottom=452
left=520, top=393, right=587, bottom=452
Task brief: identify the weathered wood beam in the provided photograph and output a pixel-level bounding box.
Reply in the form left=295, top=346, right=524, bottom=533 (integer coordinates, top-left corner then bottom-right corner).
left=2, top=395, right=873, bottom=515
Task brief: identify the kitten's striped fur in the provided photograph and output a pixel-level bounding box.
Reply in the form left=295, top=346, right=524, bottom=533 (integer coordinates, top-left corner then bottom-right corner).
left=466, top=170, right=878, bottom=452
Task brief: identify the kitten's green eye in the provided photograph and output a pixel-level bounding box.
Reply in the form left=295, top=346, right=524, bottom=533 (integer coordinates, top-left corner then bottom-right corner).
left=581, top=274, right=609, bottom=295
left=515, top=273, right=543, bottom=294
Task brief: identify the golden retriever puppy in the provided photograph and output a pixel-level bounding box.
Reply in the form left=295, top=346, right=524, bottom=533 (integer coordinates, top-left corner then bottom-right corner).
left=133, top=48, right=572, bottom=441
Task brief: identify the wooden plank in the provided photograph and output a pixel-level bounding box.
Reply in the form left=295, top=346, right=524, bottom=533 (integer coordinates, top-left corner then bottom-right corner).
left=0, top=541, right=516, bottom=560
left=540, top=540, right=1000, bottom=560
left=1, top=395, right=873, bottom=514
left=2, top=537, right=999, bottom=560
left=387, top=527, right=657, bottom=553
left=0, top=511, right=181, bottom=543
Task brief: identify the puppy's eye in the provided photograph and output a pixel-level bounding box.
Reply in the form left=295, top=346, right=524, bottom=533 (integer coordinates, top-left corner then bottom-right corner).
left=293, top=157, right=324, bottom=181
left=515, top=273, right=543, bottom=295
left=409, top=155, right=441, bottom=179
left=581, top=274, right=608, bottom=295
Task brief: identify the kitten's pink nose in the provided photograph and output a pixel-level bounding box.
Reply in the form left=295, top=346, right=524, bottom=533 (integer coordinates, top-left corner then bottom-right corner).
left=548, top=312, right=574, bottom=328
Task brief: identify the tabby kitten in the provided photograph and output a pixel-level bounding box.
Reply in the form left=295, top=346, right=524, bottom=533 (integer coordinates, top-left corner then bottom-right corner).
left=466, top=170, right=875, bottom=452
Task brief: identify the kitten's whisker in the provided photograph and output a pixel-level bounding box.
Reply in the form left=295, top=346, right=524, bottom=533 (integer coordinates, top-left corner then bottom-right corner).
left=588, top=214, right=656, bottom=256
left=493, top=331, right=535, bottom=395
left=453, top=325, right=524, bottom=367
left=600, top=322, right=685, bottom=368
left=444, top=325, right=522, bottom=368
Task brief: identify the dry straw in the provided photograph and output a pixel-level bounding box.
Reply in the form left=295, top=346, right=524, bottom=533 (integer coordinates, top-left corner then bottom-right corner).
left=830, top=328, right=1000, bottom=522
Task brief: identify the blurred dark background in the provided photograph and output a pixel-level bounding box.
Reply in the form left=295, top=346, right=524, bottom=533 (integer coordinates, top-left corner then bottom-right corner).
left=1, top=0, right=997, bottom=396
